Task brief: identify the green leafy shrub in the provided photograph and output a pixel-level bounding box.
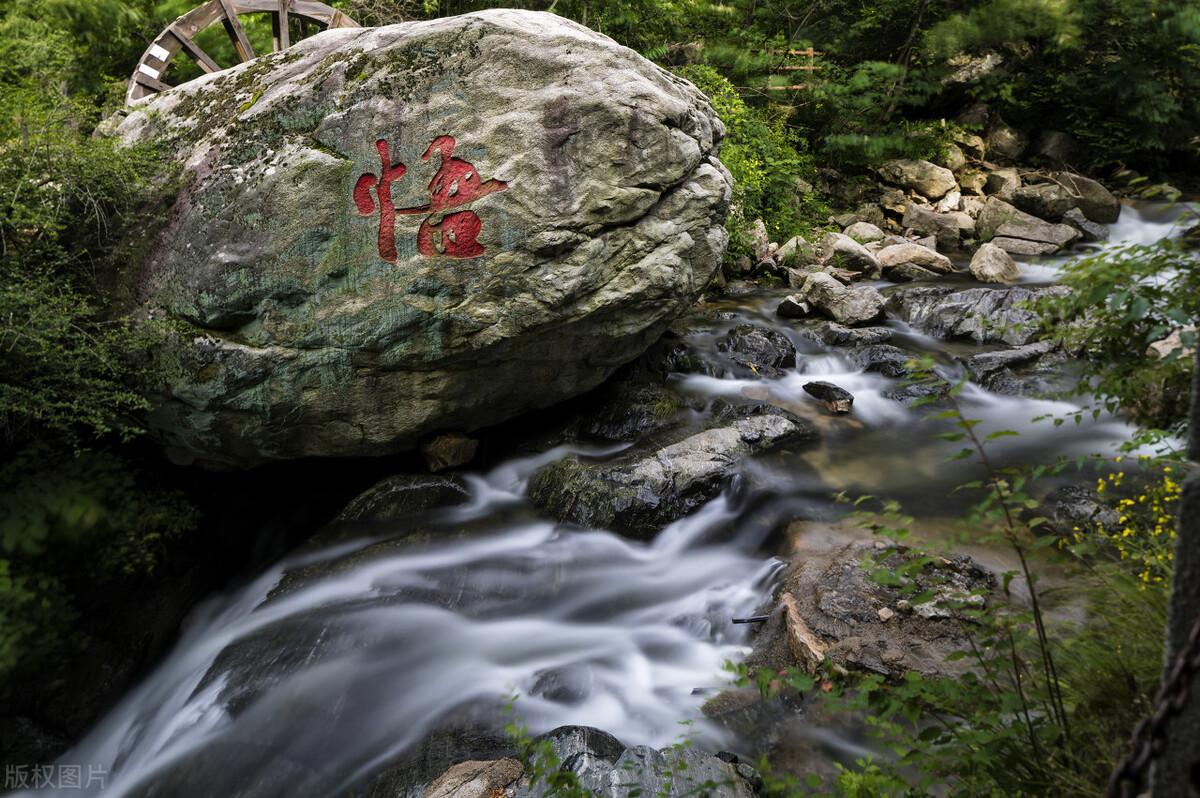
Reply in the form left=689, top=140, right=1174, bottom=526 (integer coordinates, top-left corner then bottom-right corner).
left=675, top=64, right=825, bottom=249
left=1038, top=239, right=1199, bottom=438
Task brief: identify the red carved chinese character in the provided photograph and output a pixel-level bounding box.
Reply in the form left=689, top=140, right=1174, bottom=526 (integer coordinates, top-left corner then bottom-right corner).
left=398, top=136, right=508, bottom=258
left=355, top=135, right=507, bottom=261
left=353, top=139, right=407, bottom=262
left=416, top=210, right=485, bottom=259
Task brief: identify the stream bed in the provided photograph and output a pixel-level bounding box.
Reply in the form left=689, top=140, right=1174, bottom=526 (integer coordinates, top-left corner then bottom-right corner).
left=22, top=202, right=1195, bottom=798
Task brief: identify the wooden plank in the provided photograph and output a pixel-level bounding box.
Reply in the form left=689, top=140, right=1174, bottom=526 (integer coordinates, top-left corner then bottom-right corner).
left=766, top=84, right=815, bottom=90
left=218, top=0, right=256, bottom=62
left=273, top=0, right=291, bottom=51
left=134, top=72, right=173, bottom=93
left=777, top=65, right=820, bottom=71
left=169, top=27, right=221, bottom=73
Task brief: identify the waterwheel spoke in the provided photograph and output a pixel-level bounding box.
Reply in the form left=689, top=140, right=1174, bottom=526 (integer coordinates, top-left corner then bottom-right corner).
left=134, top=72, right=174, bottom=94
left=217, top=0, right=256, bottom=62
left=169, top=27, right=221, bottom=73
left=272, top=0, right=291, bottom=51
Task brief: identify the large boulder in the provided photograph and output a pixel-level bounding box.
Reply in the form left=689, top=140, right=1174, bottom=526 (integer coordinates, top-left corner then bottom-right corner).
left=886, top=285, right=1067, bottom=345
left=818, top=232, right=881, bottom=276
left=877, top=159, right=958, bottom=200
left=113, top=11, right=731, bottom=467
left=901, top=203, right=973, bottom=250
left=876, top=242, right=953, bottom=274
left=527, top=414, right=815, bottom=537
left=977, top=197, right=1079, bottom=254
left=969, top=242, right=1020, bottom=284
left=1012, top=173, right=1121, bottom=224
left=790, top=272, right=885, bottom=326
left=1054, top=172, right=1121, bottom=224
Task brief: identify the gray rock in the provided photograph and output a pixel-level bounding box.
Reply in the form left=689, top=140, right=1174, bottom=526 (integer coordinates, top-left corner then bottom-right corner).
left=819, top=232, right=881, bottom=276
left=990, top=237, right=1061, bottom=256
left=112, top=10, right=731, bottom=467
left=939, top=143, right=967, bottom=173
left=790, top=322, right=893, bottom=347
left=959, top=170, right=987, bottom=195
left=776, top=234, right=813, bottom=263
left=336, top=474, right=471, bottom=522
left=527, top=415, right=815, bottom=537
left=879, top=187, right=908, bottom=215
left=986, top=117, right=1027, bottom=162
left=969, top=242, right=1020, bottom=284
left=886, top=262, right=941, bottom=282
left=716, top=324, right=798, bottom=378
left=1045, top=484, right=1121, bottom=536
left=424, top=758, right=524, bottom=798
left=847, top=345, right=911, bottom=378
left=984, top=168, right=1021, bottom=200
left=876, top=242, right=954, bottom=273
left=777, top=294, right=811, bottom=319
left=877, top=159, right=958, bottom=200
left=954, top=131, right=986, bottom=159
left=1062, top=207, right=1109, bottom=242
left=902, top=203, right=969, bottom=250
left=803, top=381, right=854, bottom=413
left=793, top=273, right=885, bottom=326
left=965, top=339, right=1070, bottom=396
left=1054, top=172, right=1121, bottom=224
left=977, top=197, right=1079, bottom=250
left=512, top=726, right=757, bottom=798
left=886, top=285, right=1067, bottom=345
left=843, top=221, right=885, bottom=243
left=1012, top=181, right=1080, bottom=221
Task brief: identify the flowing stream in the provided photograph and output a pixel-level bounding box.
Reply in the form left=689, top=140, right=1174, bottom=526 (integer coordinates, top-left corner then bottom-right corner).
left=22, top=203, right=1195, bottom=798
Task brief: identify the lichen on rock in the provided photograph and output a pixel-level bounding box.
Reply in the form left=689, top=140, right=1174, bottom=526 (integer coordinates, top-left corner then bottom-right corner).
left=113, top=10, right=732, bottom=467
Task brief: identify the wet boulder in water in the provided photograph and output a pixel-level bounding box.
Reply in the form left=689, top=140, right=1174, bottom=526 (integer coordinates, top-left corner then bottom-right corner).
left=964, top=339, right=1071, bottom=397
left=1062, top=207, right=1109, bottom=242
left=112, top=10, right=731, bottom=467
left=803, top=381, right=854, bottom=414
left=969, top=242, right=1020, bottom=284
left=716, top=324, right=797, bottom=377
left=848, top=345, right=911, bottom=379
left=527, top=414, right=816, bottom=537
left=977, top=197, right=1080, bottom=254
left=1054, top=172, right=1121, bottom=224
left=335, top=473, right=471, bottom=523
left=789, top=272, right=885, bottom=327
left=886, top=284, right=1067, bottom=346
left=791, top=321, right=893, bottom=348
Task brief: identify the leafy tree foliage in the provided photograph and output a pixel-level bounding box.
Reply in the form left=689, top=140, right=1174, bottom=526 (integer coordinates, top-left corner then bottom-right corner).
left=0, top=0, right=192, bottom=682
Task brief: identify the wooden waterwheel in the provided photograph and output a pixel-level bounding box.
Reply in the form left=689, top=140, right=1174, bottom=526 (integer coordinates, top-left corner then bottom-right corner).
left=127, top=0, right=358, bottom=104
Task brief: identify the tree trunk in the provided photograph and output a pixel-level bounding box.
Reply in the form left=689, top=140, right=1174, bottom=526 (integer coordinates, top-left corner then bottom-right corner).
left=1150, top=343, right=1200, bottom=796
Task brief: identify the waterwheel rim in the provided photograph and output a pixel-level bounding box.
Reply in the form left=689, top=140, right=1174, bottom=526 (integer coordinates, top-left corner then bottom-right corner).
left=127, top=0, right=358, bottom=105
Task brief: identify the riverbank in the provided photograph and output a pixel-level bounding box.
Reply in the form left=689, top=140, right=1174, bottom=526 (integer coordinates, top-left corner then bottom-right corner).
left=15, top=185, right=1193, bottom=796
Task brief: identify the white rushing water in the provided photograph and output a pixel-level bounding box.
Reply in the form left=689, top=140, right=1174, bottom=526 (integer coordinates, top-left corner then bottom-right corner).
left=23, top=201, right=1190, bottom=798
left=28, top=453, right=778, bottom=798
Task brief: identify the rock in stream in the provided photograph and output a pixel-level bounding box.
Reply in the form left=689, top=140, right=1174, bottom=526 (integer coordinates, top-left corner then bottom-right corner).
left=113, top=10, right=731, bottom=467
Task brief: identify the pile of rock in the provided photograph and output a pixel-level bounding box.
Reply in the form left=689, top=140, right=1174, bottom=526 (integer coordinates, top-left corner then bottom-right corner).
left=741, top=114, right=1123, bottom=319
left=418, top=726, right=761, bottom=798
